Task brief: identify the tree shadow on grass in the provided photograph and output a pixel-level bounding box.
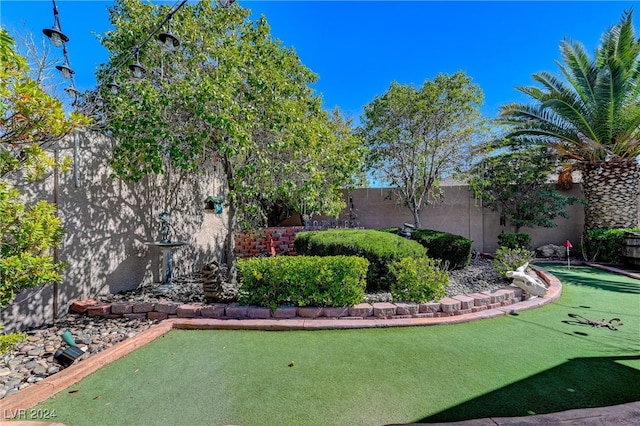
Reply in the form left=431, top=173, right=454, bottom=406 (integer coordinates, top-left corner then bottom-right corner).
left=416, top=355, right=640, bottom=424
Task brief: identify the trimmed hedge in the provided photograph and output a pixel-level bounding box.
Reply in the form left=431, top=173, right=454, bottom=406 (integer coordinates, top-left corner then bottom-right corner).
left=381, top=228, right=473, bottom=270
left=294, top=229, right=427, bottom=291
left=584, top=228, right=640, bottom=263
left=237, top=255, right=368, bottom=309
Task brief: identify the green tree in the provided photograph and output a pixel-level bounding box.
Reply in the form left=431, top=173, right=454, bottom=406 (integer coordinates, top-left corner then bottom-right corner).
left=0, top=28, right=85, bottom=180
left=359, top=71, right=486, bottom=228
left=0, top=182, right=65, bottom=307
left=469, top=142, right=580, bottom=233
left=98, top=0, right=364, bottom=274
left=0, top=28, right=85, bottom=307
left=499, top=10, right=640, bottom=233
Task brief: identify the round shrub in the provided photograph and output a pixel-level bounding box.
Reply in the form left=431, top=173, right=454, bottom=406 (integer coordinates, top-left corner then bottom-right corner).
left=294, top=229, right=427, bottom=292
left=410, top=229, right=473, bottom=270
left=388, top=257, right=449, bottom=303
left=379, top=227, right=473, bottom=270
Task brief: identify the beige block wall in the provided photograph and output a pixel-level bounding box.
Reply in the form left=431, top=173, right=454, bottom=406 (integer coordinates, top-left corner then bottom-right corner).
left=1, top=131, right=227, bottom=332
left=343, top=186, right=585, bottom=253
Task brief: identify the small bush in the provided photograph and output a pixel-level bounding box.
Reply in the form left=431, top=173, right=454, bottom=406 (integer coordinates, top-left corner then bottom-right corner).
left=294, top=229, right=426, bottom=291
left=237, top=255, right=368, bottom=309
left=583, top=228, right=640, bottom=263
left=497, top=233, right=531, bottom=250
left=388, top=257, right=449, bottom=303
left=493, top=247, right=535, bottom=277
left=0, top=331, right=26, bottom=355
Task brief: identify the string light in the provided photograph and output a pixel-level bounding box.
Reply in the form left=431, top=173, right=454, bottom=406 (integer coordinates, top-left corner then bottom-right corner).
left=158, top=14, right=180, bottom=52
left=42, top=0, right=78, bottom=107
left=44, top=0, right=237, bottom=105
left=107, top=78, right=121, bottom=95
left=55, top=45, right=75, bottom=79
left=42, top=0, right=69, bottom=48
left=107, top=0, right=189, bottom=94
left=128, top=47, right=147, bottom=79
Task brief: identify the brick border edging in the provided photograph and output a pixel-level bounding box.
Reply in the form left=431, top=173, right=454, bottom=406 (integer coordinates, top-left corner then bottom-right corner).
left=2, top=269, right=561, bottom=417
left=69, top=270, right=560, bottom=322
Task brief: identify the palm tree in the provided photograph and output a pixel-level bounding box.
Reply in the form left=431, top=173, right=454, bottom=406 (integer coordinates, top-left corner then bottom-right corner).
left=499, top=9, right=640, bottom=232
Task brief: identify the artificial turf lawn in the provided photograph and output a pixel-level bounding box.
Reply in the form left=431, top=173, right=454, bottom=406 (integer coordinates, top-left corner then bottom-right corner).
left=27, top=265, right=640, bottom=426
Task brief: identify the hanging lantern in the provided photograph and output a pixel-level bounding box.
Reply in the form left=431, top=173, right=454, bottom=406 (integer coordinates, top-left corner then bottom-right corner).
left=107, top=78, right=120, bottom=95
left=42, top=0, right=69, bottom=47
left=55, top=45, right=74, bottom=78
left=94, top=93, right=105, bottom=108
left=42, top=21, right=68, bottom=48
left=56, top=59, right=74, bottom=79
left=129, top=48, right=146, bottom=78
left=64, top=82, right=80, bottom=99
left=158, top=16, right=180, bottom=52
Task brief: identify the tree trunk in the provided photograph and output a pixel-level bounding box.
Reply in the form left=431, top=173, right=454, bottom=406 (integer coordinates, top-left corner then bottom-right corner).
left=581, top=160, right=640, bottom=231
left=222, top=153, right=238, bottom=284
left=224, top=200, right=238, bottom=283
left=413, top=210, right=422, bottom=229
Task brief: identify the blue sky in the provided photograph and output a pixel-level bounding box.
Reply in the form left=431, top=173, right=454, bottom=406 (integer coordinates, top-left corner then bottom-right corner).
left=1, top=1, right=637, bottom=121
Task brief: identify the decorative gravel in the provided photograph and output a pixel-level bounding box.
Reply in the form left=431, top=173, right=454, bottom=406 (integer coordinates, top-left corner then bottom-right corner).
left=365, top=257, right=508, bottom=303
left=1, top=257, right=507, bottom=400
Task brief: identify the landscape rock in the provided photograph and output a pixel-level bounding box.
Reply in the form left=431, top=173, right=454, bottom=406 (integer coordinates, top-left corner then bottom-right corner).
left=536, top=244, right=567, bottom=259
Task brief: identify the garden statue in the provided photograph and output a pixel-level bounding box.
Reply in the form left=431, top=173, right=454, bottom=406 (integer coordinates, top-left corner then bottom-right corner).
left=397, top=222, right=414, bottom=239
left=506, top=262, right=548, bottom=297
left=159, top=211, right=171, bottom=243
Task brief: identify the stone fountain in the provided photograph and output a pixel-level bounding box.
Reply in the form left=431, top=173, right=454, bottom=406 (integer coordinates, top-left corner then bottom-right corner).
left=144, top=212, right=188, bottom=294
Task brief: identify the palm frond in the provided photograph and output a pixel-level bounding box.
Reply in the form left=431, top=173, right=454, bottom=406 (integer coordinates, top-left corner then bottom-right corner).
left=598, top=9, right=639, bottom=69
left=499, top=9, right=640, bottom=163
left=558, top=40, right=598, bottom=103
left=516, top=85, right=547, bottom=102
left=530, top=71, right=571, bottom=96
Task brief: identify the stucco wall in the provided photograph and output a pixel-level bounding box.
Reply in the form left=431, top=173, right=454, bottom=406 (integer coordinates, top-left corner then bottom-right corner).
left=341, top=186, right=585, bottom=253
left=1, top=131, right=227, bottom=332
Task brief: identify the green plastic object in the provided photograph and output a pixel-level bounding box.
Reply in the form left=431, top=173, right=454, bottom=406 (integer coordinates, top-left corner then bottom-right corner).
left=61, top=330, right=77, bottom=346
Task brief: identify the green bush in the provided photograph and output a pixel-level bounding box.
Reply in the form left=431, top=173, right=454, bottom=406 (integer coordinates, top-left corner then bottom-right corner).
left=0, top=182, right=65, bottom=308
left=583, top=228, right=640, bottom=263
left=493, top=247, right=535, bottom=278
left=410, top=229, right=473, bottom=270
left=237, top=255, right=368, bottom=309
left=497, top=233, right=531, bottom=250
left=0, top=330, right=26, bottom=355
left=294, top=229, right=426, bottom=291
left=380, top=228, right=473, bottom=270
left=388, top=257, right=449, bottom=303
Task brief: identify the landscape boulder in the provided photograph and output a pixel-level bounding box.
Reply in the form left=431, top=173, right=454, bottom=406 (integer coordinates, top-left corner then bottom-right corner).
left=535, top=243, right=566, bottom=259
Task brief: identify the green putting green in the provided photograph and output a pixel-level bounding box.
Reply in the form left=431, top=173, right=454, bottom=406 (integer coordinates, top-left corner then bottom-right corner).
left=26, top=265, right=640, bottom=425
